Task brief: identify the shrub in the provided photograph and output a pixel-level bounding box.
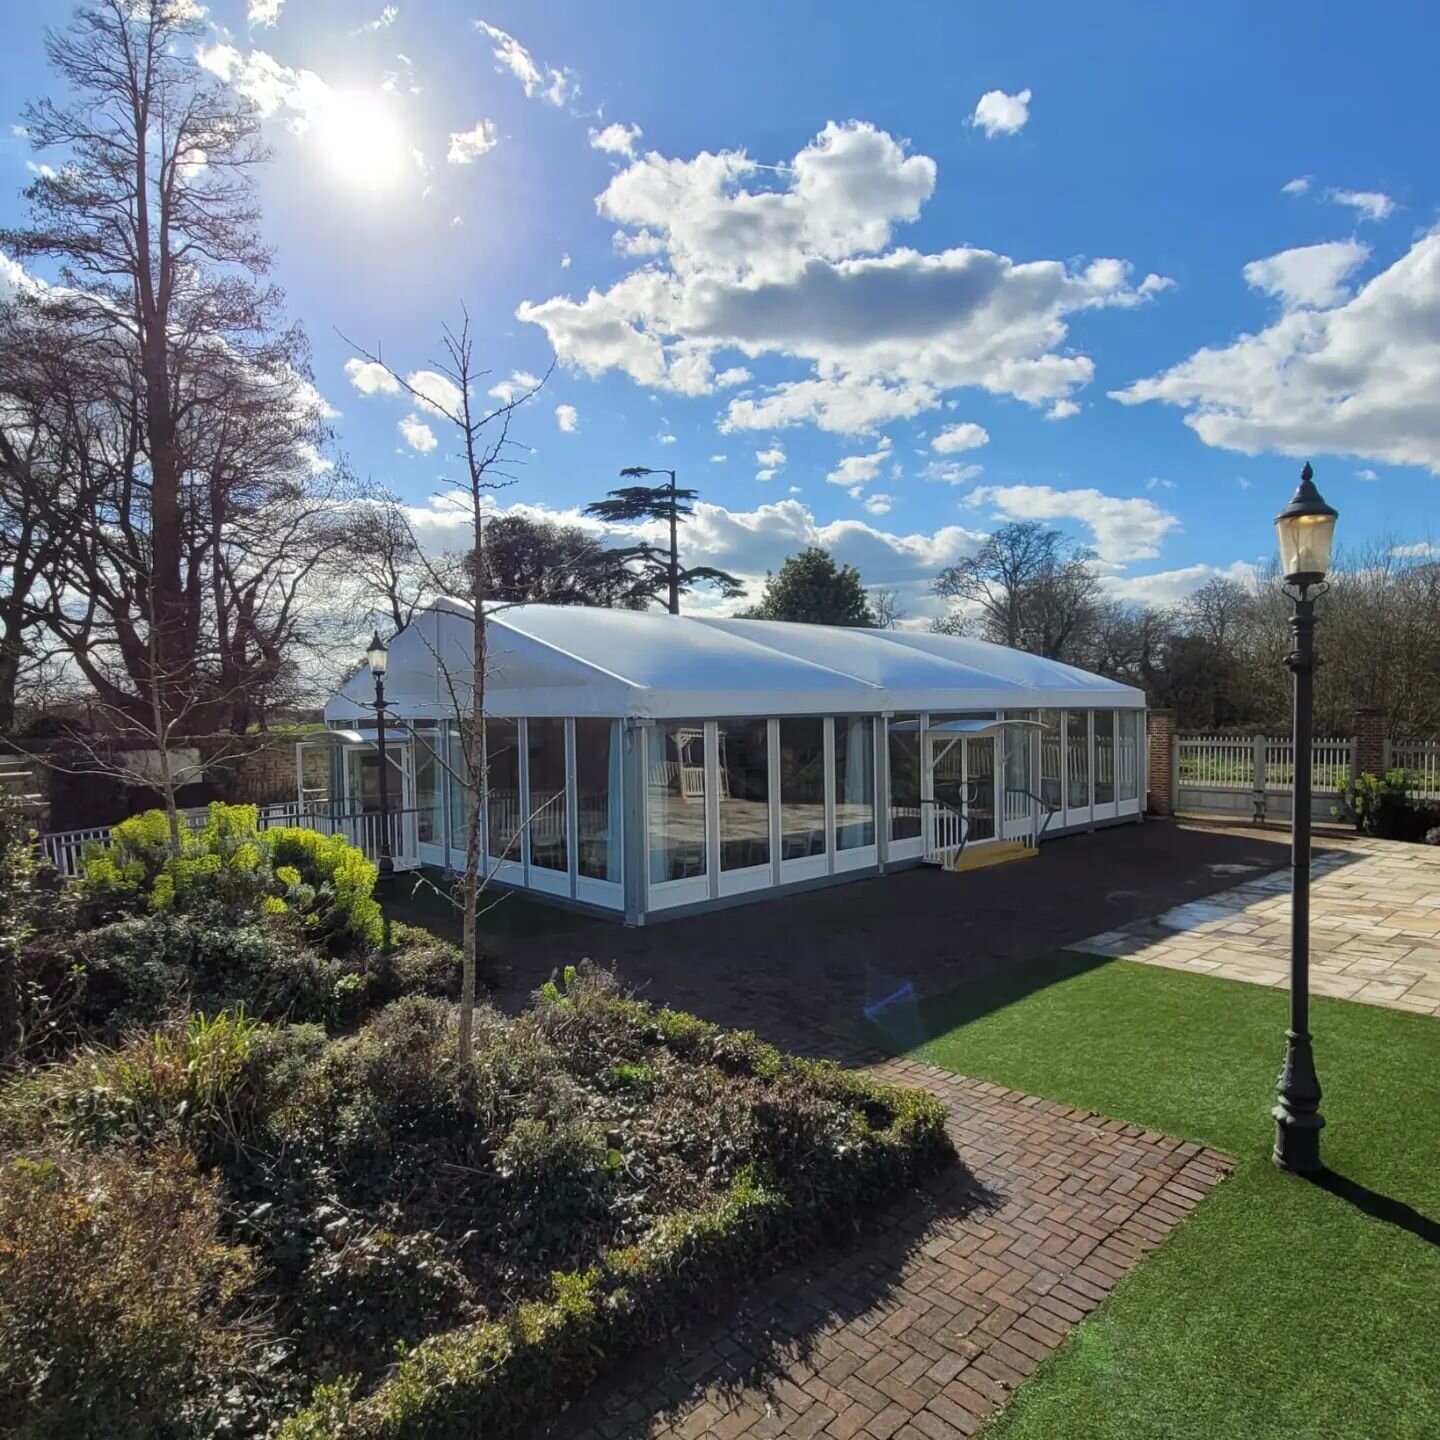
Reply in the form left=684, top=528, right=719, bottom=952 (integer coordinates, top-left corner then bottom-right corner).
left=0, top=1144, right=260, bottom=1438
left=1336, top=769, right=1440, bottom=842
left=76, top=803, right=382, bottom=954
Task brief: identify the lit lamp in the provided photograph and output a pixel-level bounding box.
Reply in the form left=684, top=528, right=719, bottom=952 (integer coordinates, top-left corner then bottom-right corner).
left=366, top=632, right=394, bottom=889
left=1272, top=462, right=1338, bottom=1174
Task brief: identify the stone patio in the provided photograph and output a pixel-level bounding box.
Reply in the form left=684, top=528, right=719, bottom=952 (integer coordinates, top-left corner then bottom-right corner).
left=1079, top=837, right=1440, bottom=1016
left=543, top=1062, right=1232, bottom=1440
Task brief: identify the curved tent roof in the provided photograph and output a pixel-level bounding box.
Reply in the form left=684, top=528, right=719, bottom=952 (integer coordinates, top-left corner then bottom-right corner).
left=325, top=600, right=1145, bottom=724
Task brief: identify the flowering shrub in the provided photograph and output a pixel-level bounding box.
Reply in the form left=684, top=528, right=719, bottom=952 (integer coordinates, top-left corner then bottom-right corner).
left=78, top=803, right=382, bottom=952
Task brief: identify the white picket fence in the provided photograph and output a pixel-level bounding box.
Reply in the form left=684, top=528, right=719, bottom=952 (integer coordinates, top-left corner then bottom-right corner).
left=1392, top=740, right=1440, bottom=799
left=1176, top=732, right=1440, bottom=818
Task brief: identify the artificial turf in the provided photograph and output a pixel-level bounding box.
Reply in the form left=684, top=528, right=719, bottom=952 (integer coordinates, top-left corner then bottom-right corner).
left=869, top=951, right=1440, bottom=1440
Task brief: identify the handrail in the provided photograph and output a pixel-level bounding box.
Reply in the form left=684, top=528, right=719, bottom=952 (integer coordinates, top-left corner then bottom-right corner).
left=1004, top=786, right=1060, bottom=843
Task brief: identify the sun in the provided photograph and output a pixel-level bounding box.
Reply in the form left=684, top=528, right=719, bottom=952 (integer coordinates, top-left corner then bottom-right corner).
left=313, top=91, right=408, bottom=191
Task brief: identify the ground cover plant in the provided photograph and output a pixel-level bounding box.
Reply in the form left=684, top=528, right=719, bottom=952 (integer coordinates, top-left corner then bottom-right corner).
left=874, top=952, right=1440, bottom=1440
left=1, top=805, right=954, bottom=1438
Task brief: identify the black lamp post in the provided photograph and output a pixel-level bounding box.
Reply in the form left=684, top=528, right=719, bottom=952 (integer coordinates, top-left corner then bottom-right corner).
left=1272, top=462, right=1339, bottom=1174
left=366, top=631, right=394, bottom=891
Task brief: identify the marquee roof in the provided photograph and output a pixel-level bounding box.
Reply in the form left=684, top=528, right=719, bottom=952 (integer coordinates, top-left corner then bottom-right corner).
left=324, top=601, right=1145, bottom=724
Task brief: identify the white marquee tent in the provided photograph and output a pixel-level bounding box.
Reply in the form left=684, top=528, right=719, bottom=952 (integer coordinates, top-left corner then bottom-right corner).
left=309, top=602, right=1147, bottom=922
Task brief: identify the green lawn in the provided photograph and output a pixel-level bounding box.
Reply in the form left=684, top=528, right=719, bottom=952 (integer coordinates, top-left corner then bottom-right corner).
left=871, top=953, right=1440, bottom=1440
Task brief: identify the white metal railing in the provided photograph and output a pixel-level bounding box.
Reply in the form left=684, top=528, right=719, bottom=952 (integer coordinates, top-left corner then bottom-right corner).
left=1262, top=736, right=1350, bottom=793
left=37, top=802, right=425, bottom=879
left=1177, top=734, right=1254, bottom=790
left=922, top=798, right=968, bottom=867
left=1391, top=740, right=1440, bottom=798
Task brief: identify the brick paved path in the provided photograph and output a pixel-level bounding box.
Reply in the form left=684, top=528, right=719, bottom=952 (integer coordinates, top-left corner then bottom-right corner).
left=542, top=1062, right=1232, bottom=1440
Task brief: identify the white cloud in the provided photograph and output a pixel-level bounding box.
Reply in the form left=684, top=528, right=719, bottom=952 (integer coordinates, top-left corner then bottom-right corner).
left=931, top=421, right=989, bottom=454
left=710, top=453, right=727, bottom=462
left=589, top=122, right=642, bottom=158
left=714, top=366, right=752, bottom=387
left=474, top=21, right=575, bottom=107
left=1236, top=476, right=1251, bottom=489
left=1098, top=559, right=1261, bottom=607
left=1113, top=229, right=1440, bottom=473
left=923, top=461, right=983, bottom=486
left=1046, top=399, right=1080, bottom=421
left=355, top=5, right=398, bottom=33
left=1327, top=187, right=1394, bottom=222
left=1355, top=468, right=1378, bottom=481
left=406, top=368, right=465, bottom=416
left=826, top=438, right=892, bottom=488
left=863, top=493, right=893, bottom=515
left=344, top=358, right=400, bottom=396
left=658, top=432, right=676, bottom=445
left=966, top=483, right=1179, bottom=563
left=1281, top=176, right=1312, bottom=196
left=517, top=121, right=1167, bottom=436
left=755, top=444, right=785, bottom=481
left=1391, top=541, right=1436, bottom=558
left=398, top=413, right=437, bottom=453
left=488, top=370, right=544, bottom=403
left=1243, top=239, right=1369, bottom=310
left=197, top=43, right=330, bottom=125
left=971, top=87, right=1032, bottom=138
left=447, top=120, right=498, bottom=164
left=560, top=253, right=572, bottom=269
left=247, top=0, right=283, bottom=25
left=1145, top=476, right=1176, bottom=490
left=554, top=403, right=578, bottom=432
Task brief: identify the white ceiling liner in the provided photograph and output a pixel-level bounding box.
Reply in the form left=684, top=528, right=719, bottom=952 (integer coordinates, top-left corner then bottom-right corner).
left=325, top=600, right=1145, bottom=724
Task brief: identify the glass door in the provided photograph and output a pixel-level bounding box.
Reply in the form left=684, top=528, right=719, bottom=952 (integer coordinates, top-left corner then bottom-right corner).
left=343, top=743, right=411, bottom=866
left=964, top=735, right=996, bottom=844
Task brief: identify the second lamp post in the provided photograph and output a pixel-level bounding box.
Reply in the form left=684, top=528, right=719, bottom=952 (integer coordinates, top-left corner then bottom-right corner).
left=1271, top=462, right=1339, bottom=1174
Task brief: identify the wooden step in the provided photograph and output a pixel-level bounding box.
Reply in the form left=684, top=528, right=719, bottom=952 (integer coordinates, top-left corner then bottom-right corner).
left=951, top=840, right=1037, bottom=873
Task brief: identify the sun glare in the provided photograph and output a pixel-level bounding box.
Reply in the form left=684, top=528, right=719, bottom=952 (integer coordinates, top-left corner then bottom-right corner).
left=313, top=91, right=407, bottom=191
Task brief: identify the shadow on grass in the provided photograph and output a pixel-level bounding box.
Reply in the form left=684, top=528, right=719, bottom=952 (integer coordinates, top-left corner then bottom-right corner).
left=1306, top=1168, right=1440, bottom=1248
left=535, top=1156, right=1001, bottom=1439
left=862, top=949, right=1116, bottom=1060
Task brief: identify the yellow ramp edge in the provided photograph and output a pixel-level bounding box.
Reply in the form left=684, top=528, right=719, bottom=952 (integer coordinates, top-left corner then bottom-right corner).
left=952, top=840, right=1037, bottom=873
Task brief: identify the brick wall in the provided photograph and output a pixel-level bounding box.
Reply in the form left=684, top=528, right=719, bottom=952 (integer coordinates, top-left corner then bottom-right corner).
left=1146, top=709, right=1176, bottom=816
left=1352, top=706, right=1386, bottom=780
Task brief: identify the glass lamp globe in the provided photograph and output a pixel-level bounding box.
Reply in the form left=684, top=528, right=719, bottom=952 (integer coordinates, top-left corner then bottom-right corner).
left=1275, top=463, right=1338, bottom=585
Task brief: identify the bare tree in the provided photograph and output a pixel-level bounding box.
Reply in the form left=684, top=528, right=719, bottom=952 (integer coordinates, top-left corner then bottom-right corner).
left=868, top=588, right=907, bottom=630
left=346, top=316, right=547, bottom=1061
left=935, top=520, right=1100, bottom=660
left=2, top=0, right=331, bottom=734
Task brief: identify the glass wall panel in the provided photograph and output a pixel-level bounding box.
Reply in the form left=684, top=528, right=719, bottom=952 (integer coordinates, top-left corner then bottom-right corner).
left=486, top=719, right=523, bottom=863
left=779, top=718, right=826, bottom=861
left=833, top=716, right=876, bottom=851
left=1093, top=710, right=1116, bottom=805
left=415, top=736, right=440, bottom=844
left=1117, top=711, right=1141, bottom=801
left=448, top=729, right=473, bottom=852
left=1040, top=712, right=1062, bottom=812
left=575, top=719, right=621, bottom=882
left=1066, top=711, right=1090, bottom=809
left=648, top=720, right=708, bottom=884
left=966, top=736, right=996, bottom=842
left=527, top=717, right=568, bottom=873
left=888, top=716, right=922, bottom=841
left=718, top=717, right=770, bottom=872
left=1003, top=712, right=1036, bottom=827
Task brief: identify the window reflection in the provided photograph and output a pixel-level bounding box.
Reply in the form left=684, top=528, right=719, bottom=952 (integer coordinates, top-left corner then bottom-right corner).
left=834, top=715, right=875, bottom=851
left=1066, top=711, right=1090, bottom=810
left=486, top=719, right=522, bottom=862
left=576, top=719, right=621, bottom=882
left=888, top=716, right=922, bottom=841
left=719, top=717, right=770, bottom=872
left=648, top=720, right=708, bottom=884
left=779, top=718, right=826, bottom=862
left=527, top=717, right=567, bottom=872
left=1093, top=710, right=1115, bottom=805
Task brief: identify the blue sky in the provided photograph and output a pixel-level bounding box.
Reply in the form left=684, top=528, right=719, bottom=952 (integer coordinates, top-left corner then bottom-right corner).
left=2, top=0, right=1437, bottom=620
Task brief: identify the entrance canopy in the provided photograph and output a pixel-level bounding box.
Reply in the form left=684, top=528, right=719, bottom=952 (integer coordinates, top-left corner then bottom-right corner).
left=324, top=601, right=1145, bottom=725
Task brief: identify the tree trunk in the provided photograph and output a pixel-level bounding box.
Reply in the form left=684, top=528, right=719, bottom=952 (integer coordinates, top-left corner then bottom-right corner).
left=458, top=518, right=487, bottom=1062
